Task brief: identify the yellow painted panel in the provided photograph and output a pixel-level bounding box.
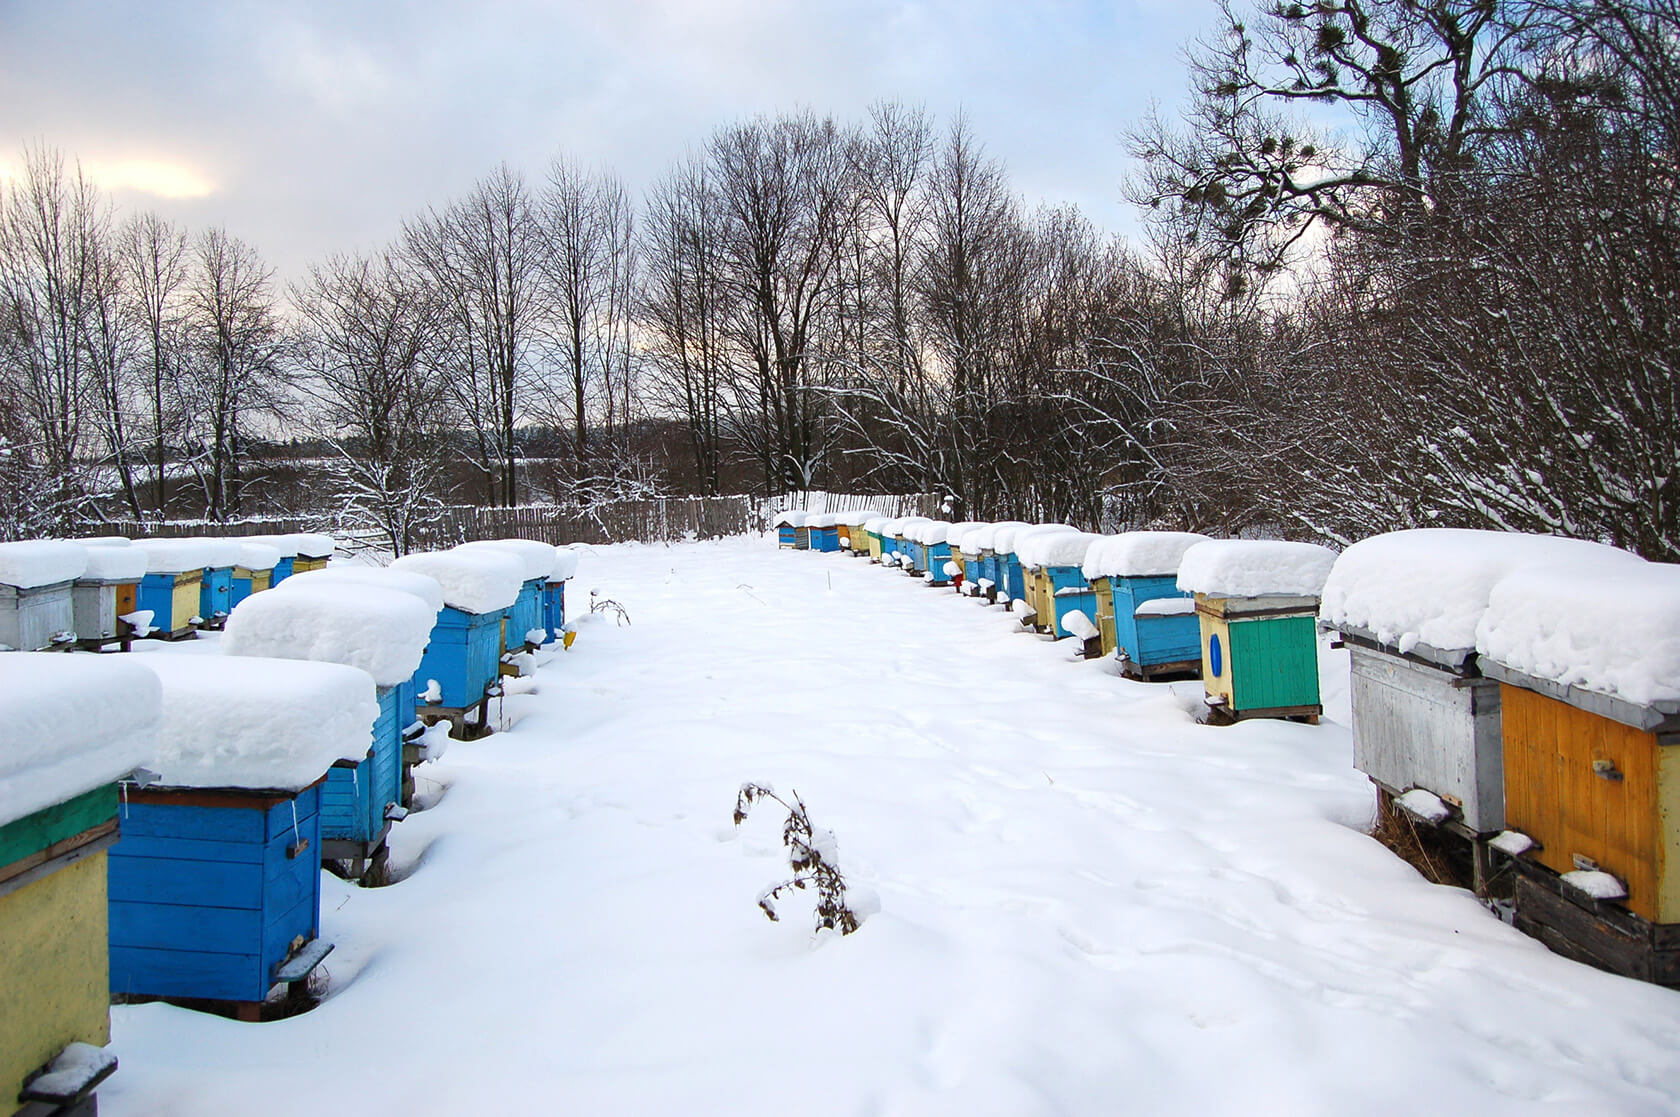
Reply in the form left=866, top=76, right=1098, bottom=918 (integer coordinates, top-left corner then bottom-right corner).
left=1659, top=746, right=1680, bottom=924
left=1502, top=685, right=1663, bottom=921
left=171, top=578, right=199, bottom=629
left=1198, top=599, right=1235, bottom=708
left=0, top=852, right=111, bottom=1102
left=1092, top=577, right=1117, bottom=656
left=251, top=570, right=272, bottom=593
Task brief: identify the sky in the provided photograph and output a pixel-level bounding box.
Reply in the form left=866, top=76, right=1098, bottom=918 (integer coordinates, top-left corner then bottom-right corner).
left=0, top=0, right=1218, bottom=282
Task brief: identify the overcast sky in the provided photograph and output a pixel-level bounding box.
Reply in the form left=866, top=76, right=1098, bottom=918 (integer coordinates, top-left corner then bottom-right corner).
left=0, top=1, right=1217, bottom=281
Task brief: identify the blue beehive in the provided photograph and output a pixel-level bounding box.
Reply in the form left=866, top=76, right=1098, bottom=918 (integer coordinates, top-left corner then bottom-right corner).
left=1083, top=532, right=1210, bottom=679
left=229, top=541, right=281, bottom=610
left=774, top=510, right=807, bottom=549
left=457, top=540, right=559, bottom=653
left=542, top=547, right=579, bottom=645
left=320, top=679, right=414, bottom=875
left=196, top=539, right=241, bottom=630
left=391, top=548, right=525, bottom=738
left=1015, top=528, right=1096, bottom=636
left=109, top=656, right=377, bottom=1017
left=807, top=515, right=842, bottom=552
left=227, top=572, right=441, bottom=870
left=134, top=539, right=220, bottom=639
left=917, top=522, right=956, bottom=586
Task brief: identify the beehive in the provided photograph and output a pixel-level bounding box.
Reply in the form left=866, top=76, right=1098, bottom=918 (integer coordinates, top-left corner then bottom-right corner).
left=2, top=655, right=157, bottom=1111
left=1179, top=540, right=1336, bottom=723
left=1083, top=533, right=1208, bottom=679
left=109, top=656, right=374, bottom=1016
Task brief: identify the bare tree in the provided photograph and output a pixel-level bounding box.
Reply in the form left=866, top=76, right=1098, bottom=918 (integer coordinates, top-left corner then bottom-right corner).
left=292, top=249, right=450, bottom=554
left=405, top=164, right=547, bottom=507
left=181, top=226, right=285, bottom=520
left=120, top=211, right=190, bottom=516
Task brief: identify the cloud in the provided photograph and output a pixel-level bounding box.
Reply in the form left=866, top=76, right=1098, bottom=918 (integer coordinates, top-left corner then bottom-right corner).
left=84, top=158, right=216, bottom=199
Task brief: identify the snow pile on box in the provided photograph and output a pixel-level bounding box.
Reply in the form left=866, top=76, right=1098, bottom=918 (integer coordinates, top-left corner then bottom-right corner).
left=1477, top=557, right=1680, bottom=706
left=1083, top=531, right=1210, bottom=580
left=1321, top=529, right=1642, bottom=658
left=287, top=533, right=337, bottom=559
left=235, top=541, right=282, bottom=572
left=970, top=521, right=1031, bottom=553
left=79, top=544, right=148, bottom=582
left=945, top=523, right=987, bottom=552
left=1177, top=539, right=1337, bottom=598
left=773, top=510, right=808, bottom=528
left=76, top=536, right=130, bottom=547
left=910, top=521, right=952, bottom=545
left=135, top=656, right=378, bottom=790
left=457, top=538, right=558, bottom=583
left=133, top=538, right=219, bottom=574
left=862, top=517, right=890, bottom=536
left=224, top=584, right=436, bottom=686
left=0, top=540, right=88, bottom=589
left=244, top=534, right=299, bottom=558
left=392, top=549, right=523, bottom=613
left=838, top=509, right=877, bottom=528
left=278, top=566, right=445, bottom=613
left=805, top=513, right=839, bottom=529
left=1017, top=529, right=1100, bottom=568
left=1063, top=609, right=1099, bottom=642
left=1135, top=597, right=1195, bottom=617
left=0, top=653, right=161, bottom=828
left=550, top=547, right=580, bottom=581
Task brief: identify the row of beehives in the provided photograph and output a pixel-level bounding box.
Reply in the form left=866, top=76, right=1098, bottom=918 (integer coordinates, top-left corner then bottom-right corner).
left=0, top=533, right=337, bottom=653
left=0, top=537, right=579, bottom=1112
left=777, top=511, right=1680, bottom=989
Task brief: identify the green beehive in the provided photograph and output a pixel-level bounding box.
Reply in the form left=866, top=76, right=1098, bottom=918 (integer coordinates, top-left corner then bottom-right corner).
left=1178, top=540, right=1337, bottom=725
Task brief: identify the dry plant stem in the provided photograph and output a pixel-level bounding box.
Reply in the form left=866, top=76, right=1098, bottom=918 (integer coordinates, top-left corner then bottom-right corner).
left=734, top=783, right=860, bottom=935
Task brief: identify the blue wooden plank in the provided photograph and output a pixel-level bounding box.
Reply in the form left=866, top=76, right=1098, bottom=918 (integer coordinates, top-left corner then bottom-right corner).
left=117, top=801, right=266, bottom=844
left=270, top=556, right=295, bottom=585
left=110, top=944, right=266, bottom=1003
left=261, top=785, right=319, bottom=842
left=109, top=899, right=262, bottom=952
left=109, top=831, right=264, bottom=864
left=108, top=855, right=263, bottom=908
left=262, top=894, right=321, bottom=976
left=199, top=567, right=233, bottom=622
left=1136, top=613, right=1203, bottom=665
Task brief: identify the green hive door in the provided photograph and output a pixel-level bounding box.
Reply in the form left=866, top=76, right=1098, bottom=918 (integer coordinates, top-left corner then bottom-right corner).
left=1230, top=615, right=1320, bottom=711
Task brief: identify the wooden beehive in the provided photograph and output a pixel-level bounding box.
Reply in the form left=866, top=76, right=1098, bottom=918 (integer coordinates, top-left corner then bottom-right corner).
left=1091, top=576, right=1118, bottom=655
left=0, top=580, right=77, bottom=652
left=137, top=571, right=203, bottom=639
left=108, top=781, right=330, bottom=1014
left=1, top=785, right=122, bottom=1113
left=1489, top=664, right=1680, bottom=981
left=1196, top=593, right=1322, bottom=722
left=414, top=604, right=506, bottom=732
left=1114, top=576, right=1201, bottom=680
left=198, top=564, right=234, bottom=630
left=321, top=680, right=415, bottom=880
left=73, top=577, right=140, bottom=649
left=1342, top=632, right=1503, bottom=836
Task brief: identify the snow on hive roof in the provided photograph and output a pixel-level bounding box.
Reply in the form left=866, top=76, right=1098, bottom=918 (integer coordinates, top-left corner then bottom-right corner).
left=1082, top=532, right=1211, bottom=580
left=244, top=534, right=298, bottom=557
left=235, top=542, right=282, bottom=572
left=135, top=655, right=378, bottom=792
left=1176, top=539, right=1338, bottom=598
left=806, top=513, right=840, bottom=529
left=910, top=521, right=952, bottom=545
left=133, top=538, right=219, bottom=574
left=0, top=540, right=88, bottom=589
left=224, top=583, right=436, bottom=686
left=837, top=509, right=877, bottom=527
left=457, top=539, right=557, bottom=583
left=277, top=566, right=445, bottom=613
left=391, top=549, right=524, bottom=613
left=970, top=522, right=1032, bottom=551
left=1005, top=524, right=1076, bottom=561
left=1476, top=556, right=1680, bottom=707
left=946, top=523, right=988, bottom=552
left=550, top=548, right=579, bottom=581
left=1017, top=529, right=1101, bottom=568
left=1321, top=529, right=1643, bottom=658
left=773, top=510, right=808, bottom=528
left=862, top=518, right=890, bottom=533
left=287, top=533, right=338, bottom=559
left=0, top=653, right=160, bottom=829
left=75, top=536, right=130, bottom=547
left=79, top=544, right=148, bottom=582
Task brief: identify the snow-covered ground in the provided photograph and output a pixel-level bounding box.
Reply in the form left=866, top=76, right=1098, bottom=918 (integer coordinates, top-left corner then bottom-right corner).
left=106, top=537, right=1680, bottom=1115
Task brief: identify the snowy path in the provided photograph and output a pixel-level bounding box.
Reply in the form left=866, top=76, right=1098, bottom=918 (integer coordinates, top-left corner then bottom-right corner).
left=108, top=539, right=1680, bottom=1115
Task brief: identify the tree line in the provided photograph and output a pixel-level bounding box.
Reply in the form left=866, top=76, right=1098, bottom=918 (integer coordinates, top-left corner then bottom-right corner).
left=3, top=0, right=1674, bottom=559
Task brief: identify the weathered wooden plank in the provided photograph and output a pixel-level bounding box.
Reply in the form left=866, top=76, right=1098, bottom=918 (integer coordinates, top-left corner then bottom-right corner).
left=0, top=786, right=117, bottom=871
